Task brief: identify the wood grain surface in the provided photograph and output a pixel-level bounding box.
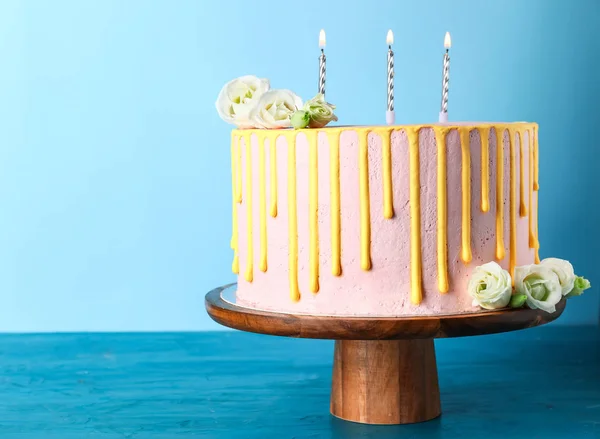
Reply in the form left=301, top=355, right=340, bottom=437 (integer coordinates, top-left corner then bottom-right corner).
left=331, top=339, right=441, bottom=424
left=205, top=285, right=566, bottom=340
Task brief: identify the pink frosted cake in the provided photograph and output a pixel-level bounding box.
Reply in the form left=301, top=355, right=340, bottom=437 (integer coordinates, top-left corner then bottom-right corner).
left=228, top=123, right=541, bottom=316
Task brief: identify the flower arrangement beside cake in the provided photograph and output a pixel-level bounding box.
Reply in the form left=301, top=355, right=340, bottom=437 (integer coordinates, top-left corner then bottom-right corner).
left=216, top=76, right=337, bottom=130
left=468, top=259, right=590, bottom=313
left=215, top=71, right=591, bottom=317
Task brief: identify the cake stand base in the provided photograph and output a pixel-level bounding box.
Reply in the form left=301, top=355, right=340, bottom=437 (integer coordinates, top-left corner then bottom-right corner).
left=331, top=339, right=440, bottom=424
left=205, top=284, right=565, bottom=425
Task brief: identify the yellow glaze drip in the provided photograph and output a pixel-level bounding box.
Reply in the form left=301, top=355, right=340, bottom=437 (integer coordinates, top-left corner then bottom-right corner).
left=528, top=129, right=535, bottom=248
left=519, top=131, right=527, bottom=217
left=358, top=129, right=372, bottom=271
left=286, top=132, right=300, bottom=301
left=495, top=128, right=506, bottom=260
left=435, top=129, right=449, bottom=293
left=230, top=135, right=239, bottom=274
left=236, top=135, right=242, bottom=203
left=480, top=128, right=490, bottom=213
left=407, top=128, right=423, bottom=305
left=307, top=131, right=320, bottom=293
left=459, top=129, right=472, bottom=264
left=269, top=134, right=278, bottom=218
left=244, top=133, right=254, bottom=282
left=230, top=135, right=237, bottom=249
left=327, top=130, right=342, bottom=276
left=533, top=126, right=539, bottom=191
left=509, top=130, right=517, bottom=278
left=381, top=130, right=394, bottom=219
left=258, top=135, right=267, bottom=272
left=533, top=125, right=540, bottom=263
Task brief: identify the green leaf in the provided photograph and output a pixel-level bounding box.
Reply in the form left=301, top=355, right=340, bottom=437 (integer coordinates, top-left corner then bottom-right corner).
left=509, top=294, right=527, bottom=308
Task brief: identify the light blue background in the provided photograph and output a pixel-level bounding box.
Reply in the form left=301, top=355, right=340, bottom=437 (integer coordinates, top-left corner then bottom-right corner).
left=0, top=0, right=598, bottom=332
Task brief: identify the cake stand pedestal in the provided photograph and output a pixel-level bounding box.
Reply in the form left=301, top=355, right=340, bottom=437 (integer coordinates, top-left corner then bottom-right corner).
left=205, top=284, right=565, bottom=425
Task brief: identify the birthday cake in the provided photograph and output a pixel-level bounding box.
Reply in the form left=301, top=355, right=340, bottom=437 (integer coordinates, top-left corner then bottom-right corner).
left=216, top=72, right=590, bottom=317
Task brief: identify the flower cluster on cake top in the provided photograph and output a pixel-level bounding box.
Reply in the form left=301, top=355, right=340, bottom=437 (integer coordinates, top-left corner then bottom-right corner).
left=468, top=258, right=591, bottom=313
left=216, top=75, right=337, bottom=130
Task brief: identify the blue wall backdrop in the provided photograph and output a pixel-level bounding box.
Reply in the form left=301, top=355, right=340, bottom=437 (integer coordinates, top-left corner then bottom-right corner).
left=0, top=0, right=598, bottom=332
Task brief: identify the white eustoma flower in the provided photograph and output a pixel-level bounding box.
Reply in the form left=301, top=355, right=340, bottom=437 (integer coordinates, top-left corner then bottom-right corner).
left=250, top=89, right=303, bottom=129
left=515, top=264, right=563, bottom=313
left=467, top=262, right=512, bottom=310
left=215, top=75, right=270, bottom=128
left=540, top=258, right=575, bottom=296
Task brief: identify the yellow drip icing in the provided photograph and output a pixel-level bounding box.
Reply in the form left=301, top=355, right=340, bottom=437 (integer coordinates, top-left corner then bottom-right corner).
left=269, top=134, right=278, bottom=218
left=519, top=131, right=527, bottom=217
left=244, top=133, right=254, bottom=282
left=533, top=126, right=539, bottom=191
left=495, top=128, right=506, bottom=260
left=528, top=129, right=535, bottom=248
left=533, top=125, right=540, bottom=263
left=459, top=129, right=472, bottom=264
left=381, top=130, right=394, bottom=219
left=286, top=132, right=300, bottom=301
left=480, top=128, right=490, bottom=213
left=230, top=123, right=539, bottom=306
left=230, top=135, right=237, bottom=249
left=258, top=135, right=267, bottom=272
left=307, top=131, right=320, bottom=293
left=407, top=128, right=423, bottom=305
left=231, top=135, right=239, bottom=274
left=236, top=135, right=242, bottom=203
left=327, top=130, right=342, bottom=276
left=509, top=129, right=517, bottom=278
left=435, top=129, right=449, bottom=293
left=358, top=129, right=372, bottom=271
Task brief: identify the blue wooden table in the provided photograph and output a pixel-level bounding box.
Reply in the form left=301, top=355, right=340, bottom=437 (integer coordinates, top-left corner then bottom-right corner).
left=0, top=326, right=598, bottom=438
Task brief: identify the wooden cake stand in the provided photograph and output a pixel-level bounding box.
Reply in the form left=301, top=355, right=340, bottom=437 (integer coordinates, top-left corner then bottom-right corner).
left=205, top=284, right=565, bottom=425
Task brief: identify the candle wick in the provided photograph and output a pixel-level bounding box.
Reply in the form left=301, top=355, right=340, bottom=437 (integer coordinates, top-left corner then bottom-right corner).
left=321, top=48, right=324, bottom=54
left=446, top=48, right=449, bottom=54
left=388, top=45, right=391, bottom=50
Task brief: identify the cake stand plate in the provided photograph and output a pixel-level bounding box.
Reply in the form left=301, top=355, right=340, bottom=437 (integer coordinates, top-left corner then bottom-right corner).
left=205, top=284, right=565, bottom=425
